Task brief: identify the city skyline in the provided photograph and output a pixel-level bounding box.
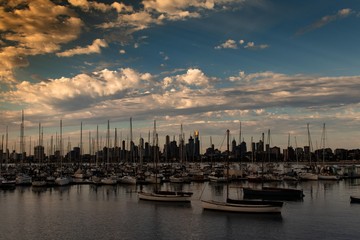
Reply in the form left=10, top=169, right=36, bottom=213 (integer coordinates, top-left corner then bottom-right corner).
left=1, top=0, right=360, bottom=152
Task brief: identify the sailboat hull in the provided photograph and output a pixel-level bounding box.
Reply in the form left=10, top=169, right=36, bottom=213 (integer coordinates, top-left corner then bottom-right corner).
left=201, top=199, right=282, bottom=213
left=138, top=191, right=192, bottom=202
left=243, top=187, right=304, bottom=201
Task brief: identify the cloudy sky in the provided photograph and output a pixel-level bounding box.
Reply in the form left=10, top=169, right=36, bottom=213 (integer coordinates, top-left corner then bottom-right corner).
left=1, top=0, right=360, bottom=154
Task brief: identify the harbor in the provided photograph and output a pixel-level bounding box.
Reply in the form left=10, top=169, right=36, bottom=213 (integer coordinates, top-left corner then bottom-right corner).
left=1, top=178, right=360, bottom=240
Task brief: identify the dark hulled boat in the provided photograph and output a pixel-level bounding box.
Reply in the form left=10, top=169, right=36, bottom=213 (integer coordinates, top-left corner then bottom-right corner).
left=350, top=196, right=360, bottom=203
left=243, top=187, right=304, bottom=201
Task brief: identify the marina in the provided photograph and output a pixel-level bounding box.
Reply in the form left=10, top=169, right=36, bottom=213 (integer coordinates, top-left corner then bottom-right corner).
left=1, top=178, right=360, bottom=240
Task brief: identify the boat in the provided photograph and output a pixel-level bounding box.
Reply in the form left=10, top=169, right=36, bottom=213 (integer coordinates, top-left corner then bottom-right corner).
left=242, top=186, right=304, bottom=201
left=318, top=173, right=340, bottom=180
left=138, top=121, right=193, bottom=202
left=201, top=130, right=284, bottom=214
left=55, top=176, right=71, bottom=186
left=120, top=175, right=137, bottom=185
left=0, top=176, right=16, bottom=190
left=350, top=196, right=360, bottom=203
left=138, top=190, right=193, bottom=202
left=32, top=176, right=47, bottom=187
left=202, top=199, right=283, bottom=213
left=298, top=171, right=318, bottom=181
left=100, top=175, right=118, bottom=185
left=15, top=173, right=32, bottom=185
left=208, top=170, right=227, bottom=183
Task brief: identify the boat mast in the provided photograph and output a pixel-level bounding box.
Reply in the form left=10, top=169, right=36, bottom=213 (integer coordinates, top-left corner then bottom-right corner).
left=1, top=134, right=3, bottom=170
left=60, top=119, right=63, bottom=168
left=96, top=125, right=99, bottom=167
left=80, top=121, right=83, bottom=167
left=294, top=136, right=298, bottom=165
left=130, top=117, right=133, bottom=164
left=226, top=129, right=230, bottom=200
left=153, top=119, right=158, bottom=190
left=307, top=123, right=312, bottom=165
left=107, top=120, right=110, bottom=169
left=38, top=122, right=41, bottom=165
left=88, top=131, right=91, bottom=165
left=321, top=123, right=326, bottom=164
left=20, top=109, right=25, bottom=166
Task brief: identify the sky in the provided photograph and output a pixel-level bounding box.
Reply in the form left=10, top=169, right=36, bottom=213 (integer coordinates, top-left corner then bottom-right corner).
left=1, top=0, right=360, bottom=154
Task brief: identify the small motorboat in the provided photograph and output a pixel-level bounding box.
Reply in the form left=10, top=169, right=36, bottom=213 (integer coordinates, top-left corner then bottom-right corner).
left=350, top=196, right=360, bottom=204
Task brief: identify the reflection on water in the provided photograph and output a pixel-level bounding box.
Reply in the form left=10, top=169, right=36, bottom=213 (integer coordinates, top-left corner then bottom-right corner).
left=0, top=180, right=360, bottom=240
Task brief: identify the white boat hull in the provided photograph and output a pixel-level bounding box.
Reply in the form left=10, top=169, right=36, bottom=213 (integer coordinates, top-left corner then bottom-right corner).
left=298, top=172, right=318, bottom=181
left=32, top=180, right=47, bottom=187
left=120, top=176, right=137, bottom=185
left=138, top=191, right=192, bottom=202
left=201, top=200, right=282, bottom=213
left=55, top=177, right=70, bottom=186
left=318, top=174, right=340, bottom=180
left=101, top=178, right=117, bottom=185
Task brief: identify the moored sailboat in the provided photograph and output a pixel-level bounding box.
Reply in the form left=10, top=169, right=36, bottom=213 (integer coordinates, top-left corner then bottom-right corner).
left=201, top=129, right=284, bottom=213
left=138, top=121, right=193, bottom=202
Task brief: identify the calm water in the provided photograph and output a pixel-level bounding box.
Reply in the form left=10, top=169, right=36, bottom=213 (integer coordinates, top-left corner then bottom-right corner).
left=1, top=179, right=360, bottom=240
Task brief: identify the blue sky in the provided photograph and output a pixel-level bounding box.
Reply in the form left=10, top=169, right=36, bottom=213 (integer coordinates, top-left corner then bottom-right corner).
left=1, top=0, right=360, bottom=154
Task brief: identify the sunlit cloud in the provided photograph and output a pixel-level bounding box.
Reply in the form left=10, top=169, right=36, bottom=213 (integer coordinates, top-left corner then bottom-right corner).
left=56, top=39, right=108, bottom=57
left=215, top=39, right=268, bottom=50
left=0, top=0, right=83, bottom=84
left=296, top=8, right=353, bottom=35
left=215, top=39, right=238, bottom=49
left=68, top=0, right=112, bottom=12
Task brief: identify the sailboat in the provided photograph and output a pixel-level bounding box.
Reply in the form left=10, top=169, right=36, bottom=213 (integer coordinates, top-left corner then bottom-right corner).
left=243, top=130, right=304, bottom=201
left=55, top=120, right=71, bottom=186
left=298, top=123, right=318, bottom=181
left=138, top=120, right=193, bottom=202
left=318, top=123, right=340, bottom=180
left=201, top=130, right=284, bottom=213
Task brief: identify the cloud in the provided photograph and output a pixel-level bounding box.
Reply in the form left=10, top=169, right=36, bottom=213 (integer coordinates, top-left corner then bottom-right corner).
left=215, top=39, right=268, bottom=50
left=4, top=68, right=152, bottom=112
left=244, top=41, right=269, bottom=50
left=111, top=2, right=134, bottom=13
left=170, top=68, right=210, bottom=87
left=6, top=68, right=360, bottom=119
left=98, top=0, right=241, bottom=32
left=3, top=67, right=360, bottom=150
left=68, top=0, right=112, bottom=12
left=0, top=0, right=83, bottom=84
left=56, top=39, right=108, bottom=57
left=296, top=8, right=353, bottom=35
left=159, top=51, right=169, bottom=61
left=215, top=39, right=238, bottom=49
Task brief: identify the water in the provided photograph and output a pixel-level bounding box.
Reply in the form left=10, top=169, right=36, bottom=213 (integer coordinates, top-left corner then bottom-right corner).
left=1, top=179, right=360, bottom=240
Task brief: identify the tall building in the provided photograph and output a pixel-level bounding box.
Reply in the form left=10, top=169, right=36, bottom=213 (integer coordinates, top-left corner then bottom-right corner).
left=194, top=130, right=200, bottom=160
left=34, top=145, right=45, bottom=163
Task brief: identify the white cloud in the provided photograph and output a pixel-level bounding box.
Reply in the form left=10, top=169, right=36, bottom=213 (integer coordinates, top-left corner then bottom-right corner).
left=56, top=39, right=108, bottom=57
left=244, top=41, right=269, bottom=50
left=229, top=71, right=245, bottom=81
left=3, top=67, right=360, bottom=150
left=215, top=39, right=238, bottom=49
left=4, top=68, right=151, bottom=111
left=174, top=69, right=210, bottom=87
left=215, top=39, right=268, bottom=50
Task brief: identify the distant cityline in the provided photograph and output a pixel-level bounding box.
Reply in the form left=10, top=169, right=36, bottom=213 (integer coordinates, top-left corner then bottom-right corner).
left=1, top=112, right=360, bottom=164
left=1, top=131, right=360, bottom=164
